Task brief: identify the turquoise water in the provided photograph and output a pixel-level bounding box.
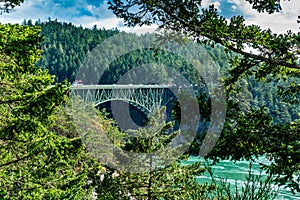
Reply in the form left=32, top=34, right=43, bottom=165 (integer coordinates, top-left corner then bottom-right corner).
left=183, top=156, right=300, bottom=200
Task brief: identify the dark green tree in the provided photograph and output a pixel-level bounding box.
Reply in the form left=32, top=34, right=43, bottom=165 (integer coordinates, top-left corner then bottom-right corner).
left=108, top=0, right=299, bottom=94
left=0, top=23, right=94, bottom=199
left=93, top=108, right=215, bottom=199
left=108, top=0, right=300, bottom=193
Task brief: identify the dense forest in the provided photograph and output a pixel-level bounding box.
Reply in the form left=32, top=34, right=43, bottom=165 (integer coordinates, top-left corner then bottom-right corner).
left=23, top=19, right=300, bottom=124
left=1, top=0, right=299, bottom=198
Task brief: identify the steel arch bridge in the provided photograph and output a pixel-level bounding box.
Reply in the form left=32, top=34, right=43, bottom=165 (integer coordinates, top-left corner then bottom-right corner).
left=70, top=84, right=178, bottom=113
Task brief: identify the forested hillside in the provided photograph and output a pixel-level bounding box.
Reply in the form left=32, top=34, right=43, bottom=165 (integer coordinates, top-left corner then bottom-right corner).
left=24, top=20, right=300, bottom=124
left=23, top=19, right=119, bottom=83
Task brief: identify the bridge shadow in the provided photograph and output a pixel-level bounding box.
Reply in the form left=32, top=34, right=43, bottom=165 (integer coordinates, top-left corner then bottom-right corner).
left=97, top=100, right=148, bottom=130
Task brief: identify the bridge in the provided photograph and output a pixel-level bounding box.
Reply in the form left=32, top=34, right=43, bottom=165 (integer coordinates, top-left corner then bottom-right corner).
left=70, top=84, right=180, bottom=113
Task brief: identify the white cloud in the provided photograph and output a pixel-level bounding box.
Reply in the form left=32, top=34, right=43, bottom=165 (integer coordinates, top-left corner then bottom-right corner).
left=0, top=0, right=114, bottom=25
left=202, top=0, right=222, bottom=11
left=0, top=0, right=298, bottom=35
left=78, top=17, right=122, bottom=29
left=202, top=0, right=213, bottom=7
left=86, top=5, right=94, bottom=12
left=79, top=16, right=158, bottom=34
left=125, top=25, right=159, bottom=35
left=1, top=2, right=41, bottom=23
left=1, top=0, right=72, bottom=24
left=214, top=1, right=221, bottom=11
left=0, top=0, right=158, bottom=34
left=231, top=5, right=237, bottom=11
left=227, top=0, right=299, bottom=33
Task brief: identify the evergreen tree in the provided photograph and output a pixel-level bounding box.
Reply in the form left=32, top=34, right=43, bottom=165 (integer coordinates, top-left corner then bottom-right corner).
left=107, top=0, right=300, bottom=193
left=0, top=23, right=93, bottom=199
left=93, top=108, right=215, bottom=199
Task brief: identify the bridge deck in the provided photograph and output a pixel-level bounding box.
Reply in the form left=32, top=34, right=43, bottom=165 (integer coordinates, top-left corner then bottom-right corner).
left=70, top=84, right=175, bottom=90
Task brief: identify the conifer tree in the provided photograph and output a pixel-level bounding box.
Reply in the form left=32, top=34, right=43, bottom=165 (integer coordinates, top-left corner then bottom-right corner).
left=93, top=108, right=215, bottom=199
left=0, top=23, right=93, bottom=199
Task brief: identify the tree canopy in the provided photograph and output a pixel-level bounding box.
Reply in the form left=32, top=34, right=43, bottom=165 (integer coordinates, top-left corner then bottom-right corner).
left=20, top=18, right=300, bottom=193
left=0, top=22, right=96, bottom=199
left=108, top=0, right=299, bottom=96
left=1, top=0, right=300, bottom=198
left=108, top=0, right=300, bottom=193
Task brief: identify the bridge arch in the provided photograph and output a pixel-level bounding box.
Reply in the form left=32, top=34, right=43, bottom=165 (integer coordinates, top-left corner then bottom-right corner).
left=70, top=84, right=178, bottom=114
left=95, top=98, right=153, bottom=114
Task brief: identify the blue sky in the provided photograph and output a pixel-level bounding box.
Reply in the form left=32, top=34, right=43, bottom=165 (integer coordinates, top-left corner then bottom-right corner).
left=0, top=0, right=299, bottom=33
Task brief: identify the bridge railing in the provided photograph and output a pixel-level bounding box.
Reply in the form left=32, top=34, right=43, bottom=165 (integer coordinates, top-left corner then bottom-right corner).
left=70, top=84, right=176, bottom=90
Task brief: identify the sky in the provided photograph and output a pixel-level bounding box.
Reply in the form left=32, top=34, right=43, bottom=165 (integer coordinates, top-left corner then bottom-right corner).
left=0, top=0, right=299, bottom=34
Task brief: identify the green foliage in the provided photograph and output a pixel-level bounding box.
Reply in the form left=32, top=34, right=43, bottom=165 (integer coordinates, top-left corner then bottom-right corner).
left=0, top=22, right=214, bottom=199
left=206, top=99, right=300, bottom=192
left=244, top=0, right=282, bottom=14
left=24, top=19, right=298, bottom=194
left=65, top=100, right=217, bottom=199
left=23, top=19, right=119, bottom=83
left=5, top=0, right=299, bottom=198
left=95, top=161, right=214, bottom=200
left=92, top=108, right=215, bottom=199
left=107, top=0, right=300, bottom=193
left=0, top=24, right=93, bottom=199
left=108, top=0, right=299, bottom=99
left=26, top=19, right=299, bottom=192
left=261, top=120, right=300, bottom=193
left=33, top=20, right=299, bottom=124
